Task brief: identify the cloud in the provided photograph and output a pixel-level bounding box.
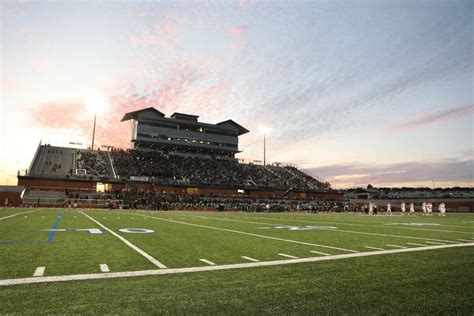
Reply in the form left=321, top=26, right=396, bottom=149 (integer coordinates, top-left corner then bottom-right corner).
left=230, top=26, right=248, bottom=35
left=32, top=101, right=85, bottom=129
left=391, top=104, right=473, bottom=131
left=80, top=56, right=228, bottom=149
left=129, top=12, right=187, bottom=50
left=309, top=157, right=474, bottom=188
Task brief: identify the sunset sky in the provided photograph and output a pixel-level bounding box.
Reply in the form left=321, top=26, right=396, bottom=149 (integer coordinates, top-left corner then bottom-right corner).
left=1, top=0, right=473, bottom=188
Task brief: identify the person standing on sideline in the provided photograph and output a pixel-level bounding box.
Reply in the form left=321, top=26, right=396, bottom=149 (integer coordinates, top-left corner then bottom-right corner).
left=368, top=202, right=374, bottom=215
left=421, top=202, right=427, bottom=216
left=400, top=202, right=406, bottom=215
left=409, top=203, right=415, bottom=216
left=438, top=203, right=446, bottom=216
left=427, top=202, right=433, bottom=216
left=386, top=203, right=392, bottom=215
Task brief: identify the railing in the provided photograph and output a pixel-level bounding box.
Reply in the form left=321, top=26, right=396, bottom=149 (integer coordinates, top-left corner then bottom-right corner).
left=27, top=140, right=42, bottom=175
left=21, top=196, right=124, bottom=208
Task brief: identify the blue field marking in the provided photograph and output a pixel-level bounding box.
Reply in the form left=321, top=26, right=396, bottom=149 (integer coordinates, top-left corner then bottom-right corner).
left=47, top=211, right=63, bottom=243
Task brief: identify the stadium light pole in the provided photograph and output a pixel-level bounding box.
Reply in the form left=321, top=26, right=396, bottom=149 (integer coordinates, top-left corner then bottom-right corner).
left=259, top=125, right=272, bottom=166
left=91, top=113, right=97, bottom=150
left=86, top=96, right=108, bottom=151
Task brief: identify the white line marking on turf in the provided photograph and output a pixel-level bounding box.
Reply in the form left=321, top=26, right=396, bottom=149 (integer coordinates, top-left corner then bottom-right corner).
left=386, top=244, right=408, bottom=249
left=309, top=250, right=330, bottom=256
left=33, top=267, right=45, bottom=277
left=79, top=211, right=167, bottom=269
left=241, top=256, right=260, bottom=262
left=278, top=253, right=298, bottom=259
left=3, top=243, right=472, bottom=286
left=100, top=264, right=110, bottom=273
left=0, top=209, right=43, bottom=220
left=200, top=259, right=216, bottom=266
left=127, top=213, right=359, bottom=253
left=456, top=239, right=472, bottom=242
left=425, top=241, right=445, bottom=245
left=186, top=213, right=463, bottom=244
left=253, top=214, right=474, bottom=234
left=364, top=246, right=385, bottom=251
left=406, top=242, right=426, bottom=247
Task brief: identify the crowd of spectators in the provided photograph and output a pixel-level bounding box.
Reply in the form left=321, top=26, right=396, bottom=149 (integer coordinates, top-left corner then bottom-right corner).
left=110, top=149, right=330, bottom=191
left=54, top=187, right=351, bottom=212
left=76, top=150, right=111, bottom=177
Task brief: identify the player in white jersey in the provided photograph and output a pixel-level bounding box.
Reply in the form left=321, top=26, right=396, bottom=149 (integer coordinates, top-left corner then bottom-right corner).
left=368, top=202, right=374, bottom=215
left=438, top=203, right=446, bottom=216
left=400, top=202, right=406, bottom=215
left=409, top=202, right=415, bottom=215
left=426, top=202, right=433, bottom=216
left=421, top=202, right=427, bottom=216
left=386, top=203, right=391, bottom=215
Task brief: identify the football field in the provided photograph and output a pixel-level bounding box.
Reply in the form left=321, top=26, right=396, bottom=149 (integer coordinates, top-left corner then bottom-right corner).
left=1, top=208, right=473, bottom=314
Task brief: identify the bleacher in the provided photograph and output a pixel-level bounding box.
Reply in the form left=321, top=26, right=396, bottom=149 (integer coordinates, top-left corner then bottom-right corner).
left=24, top=145, right=330, bottom=191
left=26, top=145, right=114, bottom=180
left=28, top=145, right=75, bottom=178
left=22, top=188, right=66, bottom=205
left=110, top=149, right=330, bottom=191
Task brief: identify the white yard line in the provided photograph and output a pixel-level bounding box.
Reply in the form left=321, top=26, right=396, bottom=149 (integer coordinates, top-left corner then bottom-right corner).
left=254, top=215, right=474, bottom=234
left=309, top=250, right=330, bottom=256
left=364, top=246, right=385, bottom=251
left=0, top=209, right=43, bottom=220
left=406, top=242, right=426, bottom=247
left=424, top=241, right=445, bottom=245
left=199, top=259, right=216, bottom=266
left=278, top=253, right=299, bottom=259
left=333, top=228, right=459, bottom=244
left=385, top=244, right=408, bottom=249
left=182, top=213, right=463, bottom=245
left=268, top=214, right=474, bottom=230
left=129, top=212, right=360, bottom=253
left=79, top=211, right=167, bottom=269
left=33, top=267, right=45, bottom=277
left=2, top=243, right=472, bottom=286
left=241, top=256, right=260, bottom=262
left=456, top=239, right=472, bottom=242
left=100, top=264, right=110, bottom=273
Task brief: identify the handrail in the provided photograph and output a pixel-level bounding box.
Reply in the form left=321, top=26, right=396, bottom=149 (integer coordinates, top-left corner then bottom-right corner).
left=27, top=140, right=42, bottom=175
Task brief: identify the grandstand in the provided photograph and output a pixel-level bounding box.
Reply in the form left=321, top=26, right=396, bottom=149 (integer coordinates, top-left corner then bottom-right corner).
left=17, top=108, right=339, bottom=206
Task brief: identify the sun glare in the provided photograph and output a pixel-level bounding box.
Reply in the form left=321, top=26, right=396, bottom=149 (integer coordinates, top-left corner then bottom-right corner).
left=85, top=96, right=108, bottom=114
left=258, top=125, right=272, bottom=134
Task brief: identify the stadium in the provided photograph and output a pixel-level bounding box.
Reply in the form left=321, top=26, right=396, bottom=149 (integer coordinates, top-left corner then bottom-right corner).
left=1, top=1, right=473, bottom=314
left=1, top=107, right=473, bottom=314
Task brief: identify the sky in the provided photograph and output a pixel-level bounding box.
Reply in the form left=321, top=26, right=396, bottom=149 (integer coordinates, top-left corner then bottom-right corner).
left=0, top=0, right=473, bottom=188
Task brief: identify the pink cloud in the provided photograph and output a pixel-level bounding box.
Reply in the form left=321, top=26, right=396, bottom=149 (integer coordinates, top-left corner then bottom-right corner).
left=30, top=54, right=228, bottom=150
left=230, top=26, right=248, bottom=35
left=129, top=12, right=187, bottom=50
left=129, top=32, right=160, bottom=46
left=392, top=104, right=473, bottom=131
left=32, top=101, right=85, bottom=129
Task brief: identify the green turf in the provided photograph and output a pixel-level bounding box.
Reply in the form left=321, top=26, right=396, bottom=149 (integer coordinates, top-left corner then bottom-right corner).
left=0, top=208, right=473, bottom=314
left=1, top=247, right=472, bottom=314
